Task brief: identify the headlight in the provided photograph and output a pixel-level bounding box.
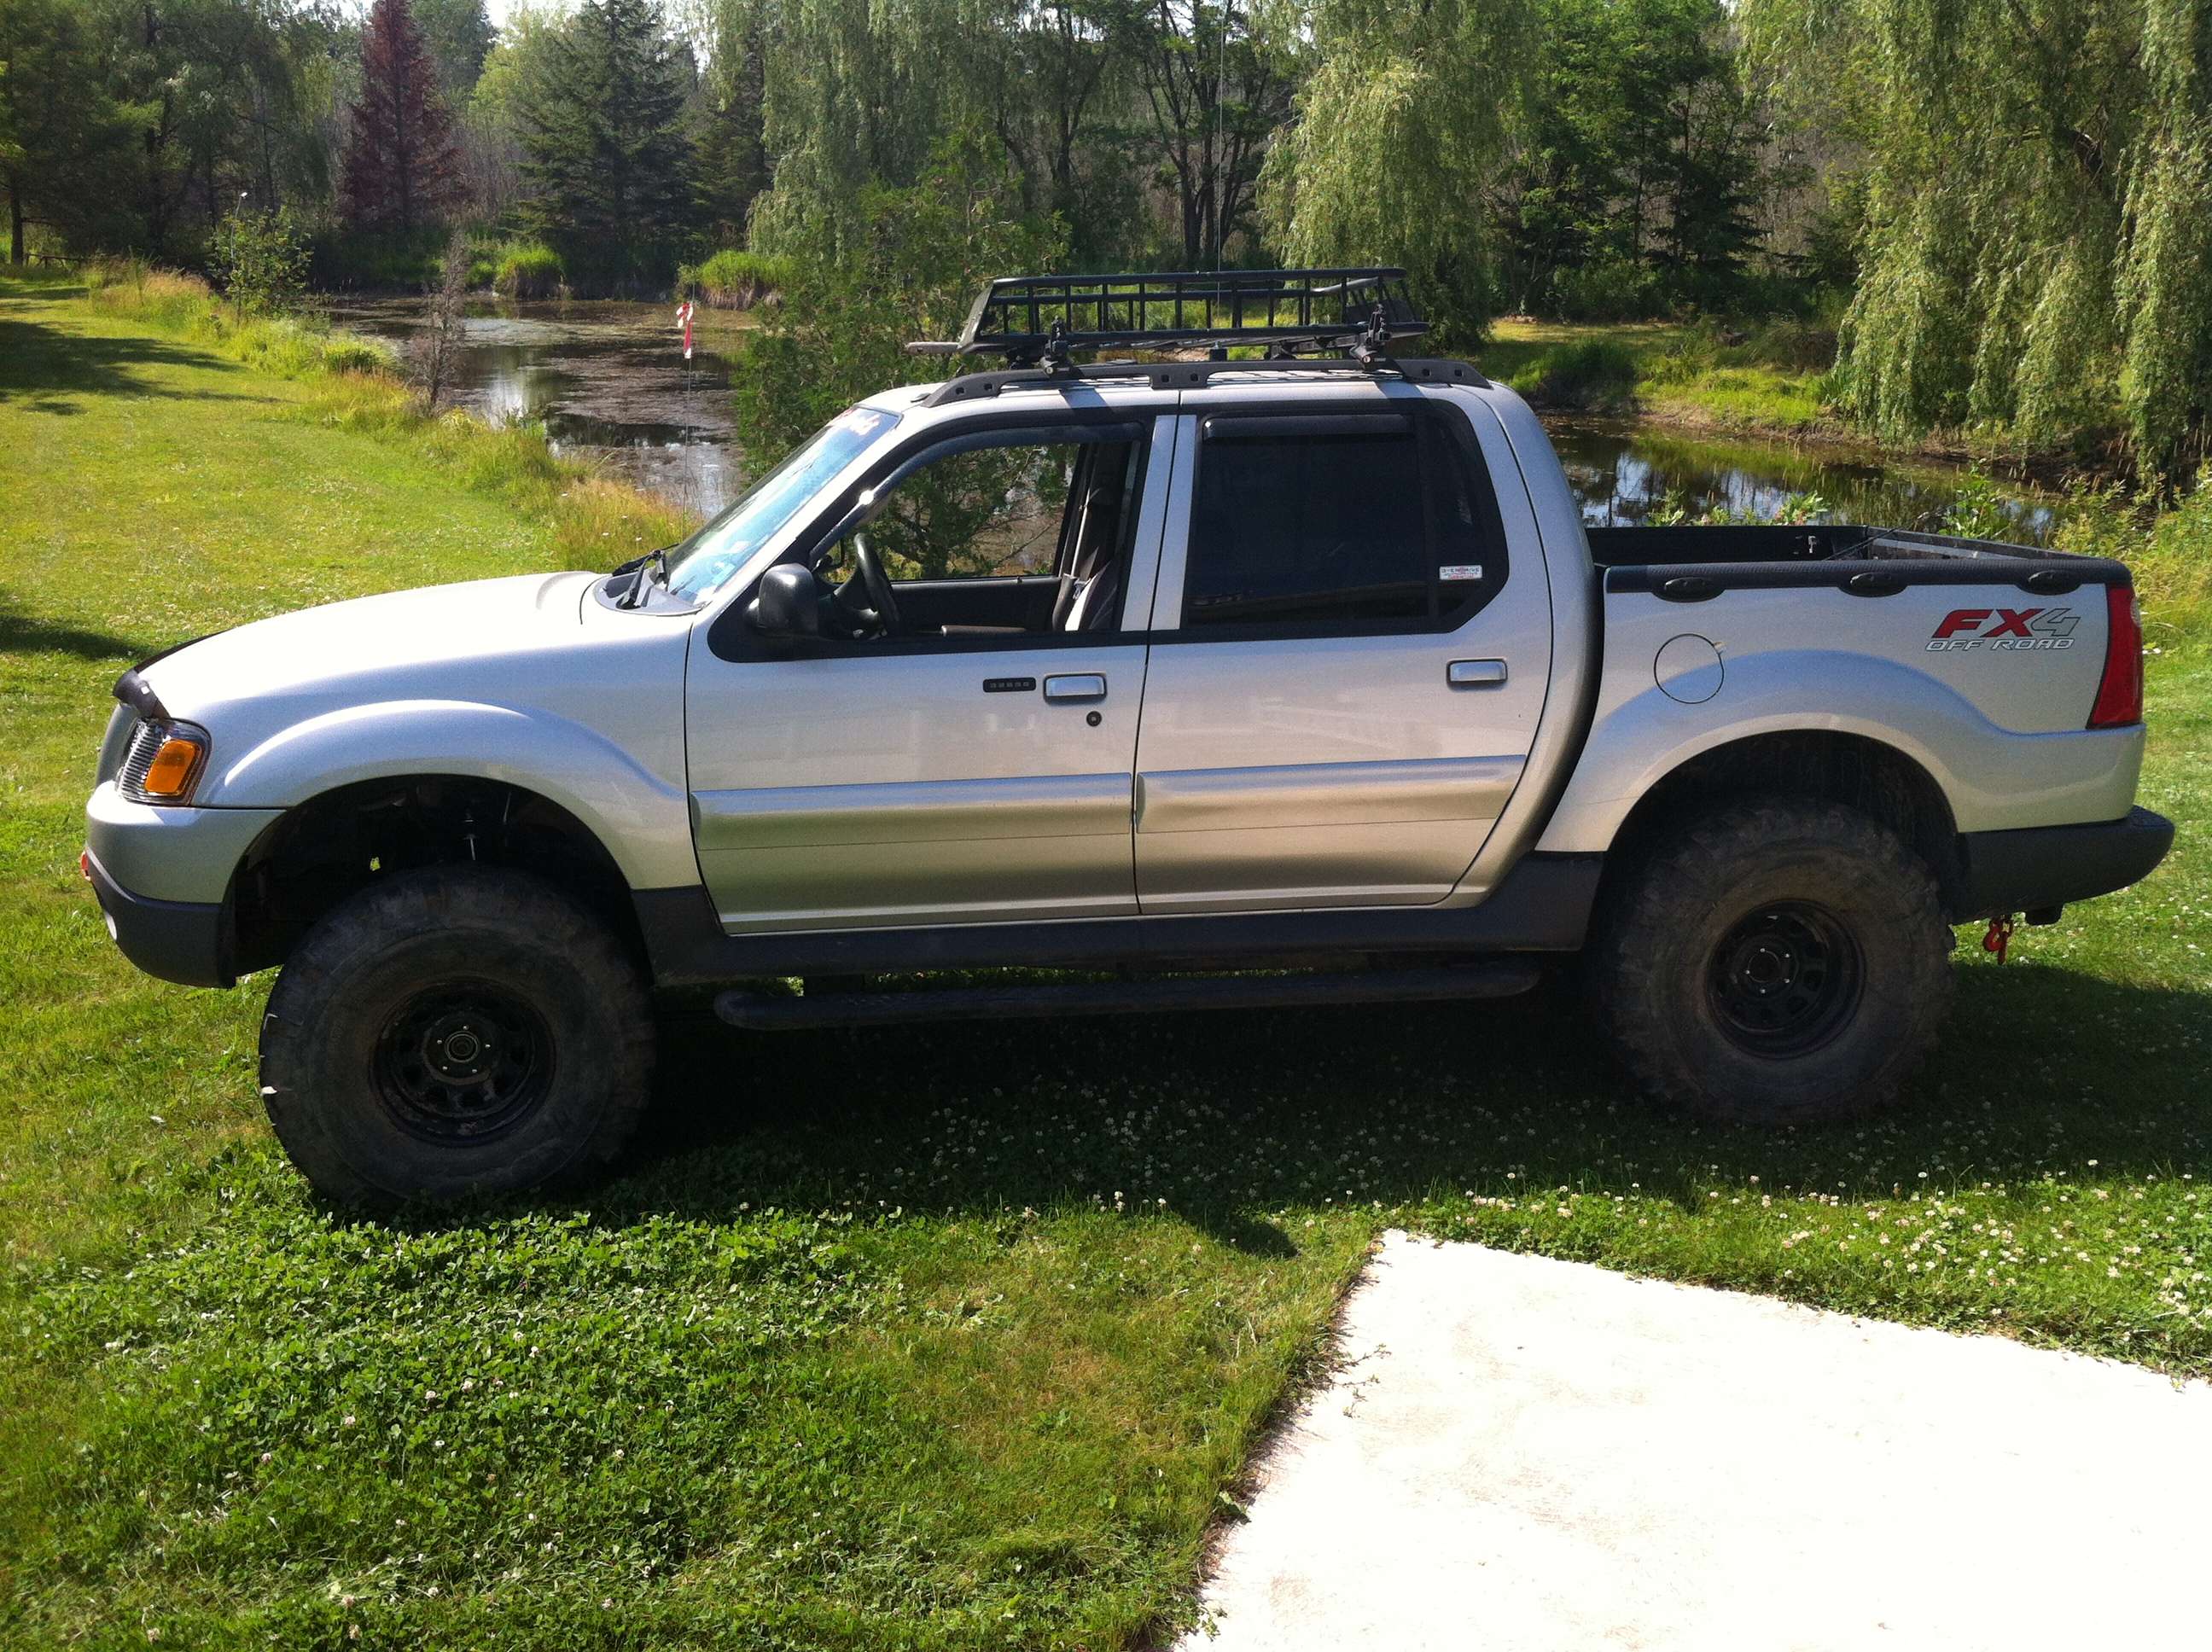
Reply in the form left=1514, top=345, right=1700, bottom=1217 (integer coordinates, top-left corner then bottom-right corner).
left=119, top=719, right=211, bottom=804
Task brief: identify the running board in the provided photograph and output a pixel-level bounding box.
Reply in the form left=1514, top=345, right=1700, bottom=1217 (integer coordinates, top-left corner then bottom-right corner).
left=714, top=963, right=1543, bottom=1031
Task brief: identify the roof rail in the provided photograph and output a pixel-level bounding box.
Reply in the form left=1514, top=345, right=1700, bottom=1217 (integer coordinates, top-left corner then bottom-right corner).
left=910, top=267, right=1426, bottom=369
left=917, top=355, right=1489, bottom=409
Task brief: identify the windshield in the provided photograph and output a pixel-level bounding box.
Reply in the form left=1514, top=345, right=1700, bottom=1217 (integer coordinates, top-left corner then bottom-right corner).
left=664, top=405, right=900, bottom=601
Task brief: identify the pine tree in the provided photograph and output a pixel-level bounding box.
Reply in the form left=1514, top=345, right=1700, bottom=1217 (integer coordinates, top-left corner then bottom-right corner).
left=517, top=0, right=695, bottom=290
left=341, top=0, right=463, bottom=234
left=0, top=0, right=142, bottom=264
left=411, top=0, right=495, bottom=100
left=691, top=0, right=767, bottom=247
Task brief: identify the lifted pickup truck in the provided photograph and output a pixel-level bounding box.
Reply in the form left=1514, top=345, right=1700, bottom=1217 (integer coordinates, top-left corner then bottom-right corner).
left=84, top=270, right=2174, bottom=1203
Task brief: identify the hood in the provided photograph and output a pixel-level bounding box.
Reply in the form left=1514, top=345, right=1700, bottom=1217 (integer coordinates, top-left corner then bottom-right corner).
left=141, top=573, right=603, bottom=715
left=125, top=570, right=696, bottom=811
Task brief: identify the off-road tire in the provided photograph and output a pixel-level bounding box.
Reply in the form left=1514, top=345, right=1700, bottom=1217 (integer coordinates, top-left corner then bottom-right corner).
left=259, top=868, right=655, bottom=1206
left=1589, top=797, right=1954, bottom=1125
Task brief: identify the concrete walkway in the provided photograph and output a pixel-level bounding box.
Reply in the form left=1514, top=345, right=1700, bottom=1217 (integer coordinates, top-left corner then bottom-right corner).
left=1185, top=1234, right=2211, bottom=1651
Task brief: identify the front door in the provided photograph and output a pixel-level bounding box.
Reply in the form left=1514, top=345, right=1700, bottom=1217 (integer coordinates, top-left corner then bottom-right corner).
left=686, top=413, right=1173, bottom=931
left=1132, top=394, right=1553, bottom=912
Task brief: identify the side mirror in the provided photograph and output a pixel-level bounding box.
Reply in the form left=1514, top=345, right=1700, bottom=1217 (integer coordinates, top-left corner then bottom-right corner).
left=746, top=564, right=821, bottom=638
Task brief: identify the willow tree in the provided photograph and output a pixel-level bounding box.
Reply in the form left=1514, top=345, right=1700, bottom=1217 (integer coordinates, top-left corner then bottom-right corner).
left=1263, top=0, right=1536, bottom=344
left=1742, top=0, right=2212, bottom=478
left=737, top=0, right=979, bottom=255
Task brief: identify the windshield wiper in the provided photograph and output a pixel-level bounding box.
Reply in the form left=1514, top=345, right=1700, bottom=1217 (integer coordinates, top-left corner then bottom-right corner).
left=616, top=544, right=672, bottom=609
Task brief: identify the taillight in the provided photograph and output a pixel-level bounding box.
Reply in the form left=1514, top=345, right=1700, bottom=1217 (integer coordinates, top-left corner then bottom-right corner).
left=2087, top=584, right=2145, bottom=729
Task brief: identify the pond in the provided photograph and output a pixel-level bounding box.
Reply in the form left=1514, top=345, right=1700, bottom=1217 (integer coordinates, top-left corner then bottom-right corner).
left=330, top=297, right=742, bottom=517
left=1549, top=420, right=2054, bottom=540
left=330, top=300, right=2051, bottom=543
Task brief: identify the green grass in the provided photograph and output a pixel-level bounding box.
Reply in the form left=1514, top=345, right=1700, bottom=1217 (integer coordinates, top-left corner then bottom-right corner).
left=1488, top=317, right=1837, bottom=432
left=487, top=241, right=565, bottom=301
left=3, top=266, right=2209, bottom=1646
left=677, top=249, right=794, bottom=310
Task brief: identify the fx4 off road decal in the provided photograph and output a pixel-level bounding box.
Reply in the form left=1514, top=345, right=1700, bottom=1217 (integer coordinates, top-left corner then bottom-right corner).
left=1927, top=607, right=2080, bottom=652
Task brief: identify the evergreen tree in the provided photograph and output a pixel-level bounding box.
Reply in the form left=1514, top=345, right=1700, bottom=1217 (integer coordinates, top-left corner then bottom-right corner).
left=412, top=0, right=494, bottom=100
left=691, top=0, right=768, bottom=246
left=1490, top=0, right=1771, bottom=317
left=517, top=0, right=694, bottom=289
left=340, top=0, right=462, bottom=234
left=0, top=0, right=142, bottom=263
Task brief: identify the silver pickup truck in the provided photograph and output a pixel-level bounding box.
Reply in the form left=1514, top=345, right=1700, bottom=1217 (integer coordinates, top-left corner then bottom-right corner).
left=83, top=270, right=2173, bottom=1204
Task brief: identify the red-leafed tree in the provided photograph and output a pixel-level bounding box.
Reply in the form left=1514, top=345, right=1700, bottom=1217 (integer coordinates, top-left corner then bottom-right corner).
left=340, top=0, right=462, bottom=234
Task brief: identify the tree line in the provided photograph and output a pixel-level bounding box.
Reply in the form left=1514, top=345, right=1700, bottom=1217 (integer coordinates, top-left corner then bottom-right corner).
left=3, top=0, right=2207, bottom=475
left=0, top=0, right=1808, bottom=305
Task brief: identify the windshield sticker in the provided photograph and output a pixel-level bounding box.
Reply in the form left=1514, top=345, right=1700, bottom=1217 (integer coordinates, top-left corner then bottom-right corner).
left=1438, top=564, right=1485, bottom=583
left=1927, top=607, right=2080, bottom=651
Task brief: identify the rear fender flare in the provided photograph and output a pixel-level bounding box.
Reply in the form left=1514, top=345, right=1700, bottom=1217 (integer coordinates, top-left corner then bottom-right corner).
left=1534, top=649, right=2146, bottom=853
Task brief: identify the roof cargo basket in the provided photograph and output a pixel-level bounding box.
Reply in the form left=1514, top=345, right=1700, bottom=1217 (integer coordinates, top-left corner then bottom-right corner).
left=910, top=267, right=1426, bottom=369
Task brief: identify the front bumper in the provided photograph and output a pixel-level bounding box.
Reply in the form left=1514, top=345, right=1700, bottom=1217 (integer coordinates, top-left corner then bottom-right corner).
left=83, top=783, right=283, bottom=988
left=1955, top=806, right=2176, bottom=921
left=84, top=848, right=236, bottom=988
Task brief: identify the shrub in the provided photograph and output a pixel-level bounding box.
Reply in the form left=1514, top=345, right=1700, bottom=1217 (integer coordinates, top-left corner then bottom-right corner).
left=676, top=248, right=793, bottom=309
left=1737, top=315, right=1841, bottom=374
left=1547, top=259, right=1663, bottom=323
left=1508, top=338, right=1641, bottom=410
left=210, top=206, right=311, bottom=316
left=2055, top=468, right=2212, bottom=645
left=493, top=241, right=564, bottom=300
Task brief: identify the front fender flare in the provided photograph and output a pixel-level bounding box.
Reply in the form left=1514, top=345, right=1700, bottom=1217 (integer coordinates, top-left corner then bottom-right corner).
left=199, top=699, right=698, bottom=891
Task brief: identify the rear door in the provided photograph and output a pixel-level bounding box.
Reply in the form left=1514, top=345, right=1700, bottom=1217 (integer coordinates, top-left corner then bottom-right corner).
left=1132, top=392, right=1553, bottom=912
left=685, top=411, right=1175, bottom=932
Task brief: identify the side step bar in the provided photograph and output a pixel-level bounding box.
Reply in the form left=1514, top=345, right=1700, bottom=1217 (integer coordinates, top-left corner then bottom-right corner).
left=714, top=962, right=1543, bottom=1031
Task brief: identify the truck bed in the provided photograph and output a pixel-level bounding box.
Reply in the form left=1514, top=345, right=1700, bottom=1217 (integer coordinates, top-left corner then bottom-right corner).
left=1584, top=524, right=2128, bottom=598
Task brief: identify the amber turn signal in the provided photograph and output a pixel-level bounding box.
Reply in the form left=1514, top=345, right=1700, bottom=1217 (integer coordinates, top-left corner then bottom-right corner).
left=140, top=732, right=208, bottom=800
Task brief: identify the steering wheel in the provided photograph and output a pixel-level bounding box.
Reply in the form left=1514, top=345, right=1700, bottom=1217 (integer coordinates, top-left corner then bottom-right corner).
left=843, top=530, right=901, bottom=637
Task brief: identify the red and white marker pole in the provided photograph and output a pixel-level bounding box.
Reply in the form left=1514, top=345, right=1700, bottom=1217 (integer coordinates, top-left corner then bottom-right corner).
left=676, top=300, right=696, bottom=362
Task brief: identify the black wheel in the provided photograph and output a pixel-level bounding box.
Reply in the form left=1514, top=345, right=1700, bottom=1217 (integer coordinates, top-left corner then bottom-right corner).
left=259, top=868, right=655, bottom=1206
left=1588, top=797, right=1954, bottom=1125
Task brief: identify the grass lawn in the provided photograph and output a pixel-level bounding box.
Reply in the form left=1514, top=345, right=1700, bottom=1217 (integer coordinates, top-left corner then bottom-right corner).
left=3, top=269, right=2209, bottom=1648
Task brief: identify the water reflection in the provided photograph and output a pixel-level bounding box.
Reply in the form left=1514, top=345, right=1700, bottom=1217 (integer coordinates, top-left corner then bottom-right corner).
left=1551, top=420, right=2055, bottom=543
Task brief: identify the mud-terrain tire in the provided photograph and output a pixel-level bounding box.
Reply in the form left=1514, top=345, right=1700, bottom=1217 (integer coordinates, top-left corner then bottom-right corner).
left=259, top=868, right=655, bottom=1206
left=1588, top=797, right=1954, bottom=1125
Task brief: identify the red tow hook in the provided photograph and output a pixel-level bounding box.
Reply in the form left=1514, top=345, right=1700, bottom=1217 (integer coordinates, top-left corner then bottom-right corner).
left=1982, top=915, right=2017, bottom=963
left=79, top=848, right=93, bottom=882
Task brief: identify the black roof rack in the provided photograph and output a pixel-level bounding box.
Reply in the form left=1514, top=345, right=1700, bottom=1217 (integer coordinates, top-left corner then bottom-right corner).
left=909, top=267, right=1481, bottom=407
left=912, top=267, right=1424, bottom=365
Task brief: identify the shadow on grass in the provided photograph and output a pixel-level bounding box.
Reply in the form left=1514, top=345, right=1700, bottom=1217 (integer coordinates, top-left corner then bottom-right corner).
left=591, top=958, right=2212, bottom=1236
left=0, top=598, right=148, bottom=662
left=0, top=317, right=271, bottom=412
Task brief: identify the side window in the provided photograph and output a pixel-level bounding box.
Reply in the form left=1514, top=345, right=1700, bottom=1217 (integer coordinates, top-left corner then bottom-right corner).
left=817, top=433, right=1145, bottom=585
left=793, top=424, right=1151, bottom=644
left=1183, top=410, right=1500, bottom=632
left=841, top=442, right=1077, bottom=583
